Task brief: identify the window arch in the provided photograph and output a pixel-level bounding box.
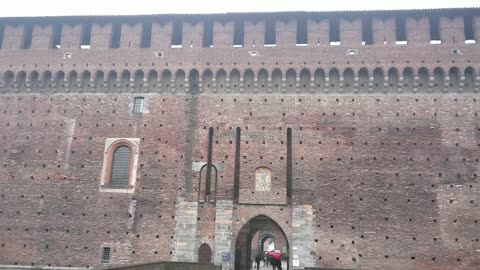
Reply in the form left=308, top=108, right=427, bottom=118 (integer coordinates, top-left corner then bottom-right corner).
left=3, top=71, right=14, bottom=87
left=418, top=67, right=429, bottom=92
left=343, top=68, right=354, bottom=93
left=328, top=68, right=340, bottom=90
left=448, top=67, right=460, bottom=91
left=121, top=70, right=131, bottom=89
left=134, top=70, right=144, bottom=91
left=243, top=69, right=254, bottom=92
left=433, top=67, right=444, bottom=92
left=358, top=68, right=369, bottom=92
left=81, top=70, right=91, bottom=89
left=285, top=68, right=296, bottom=92
left=95, top=70, right=105, bottom=89
left=464, top=67, right=475, bottom=92
left=42, top=71, right=52, bottom=88
left=202, top=69, right=213, bottom=92
left=29, top=71, right=39, bottom=89
left=258, top=69, right=268, bottom=92
left=314, top=68, right=325, bottom=91
left=230, top=69, right=241, bottom=92
left=272, top=68, right=282, bottom=92
left=299, top=68, right=311, bottom=92
left=216, top=69, right=227, bottom=93
left=147, top=70, right=158, bottom=92
left=68, top=71, right=78, bottom=88
left=110, top=145, right=131, bottom=187
left=175, top=69, right=185, bottom=92
left=100, top=138, right=140, bottom=192
left=161, top=70, right=172, bottom=92
left=372, top=68, right=384, bottom=92
left=387, top=67, right=399, bottom=90
left=402, top=67, right=414, bottom=92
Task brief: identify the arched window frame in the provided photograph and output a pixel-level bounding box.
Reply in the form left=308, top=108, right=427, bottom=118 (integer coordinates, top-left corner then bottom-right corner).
left=100, top=138, right=140, bottom=193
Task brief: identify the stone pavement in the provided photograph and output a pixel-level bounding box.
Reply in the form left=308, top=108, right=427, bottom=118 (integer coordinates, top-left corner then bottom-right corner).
left=252, top=261, right=288, bottom=270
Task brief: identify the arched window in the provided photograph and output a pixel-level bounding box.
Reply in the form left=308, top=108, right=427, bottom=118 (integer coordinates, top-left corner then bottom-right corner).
left=464, top=67, right=475, bottom=92
left=29, top=71, right=39, bottom=89
left=161, top=70, right=172, bottom=92
left=314, top=68, right=325, bottom=91
left=418, top=67, right=429, bottom=92
left=216, top=69, right=227, bottom=93
left=121, top=70, right=131, bottom=89
left=100, top=138, right=140, bottom=192
left=448, top=67, right=460, bottom=91
left=188, top=69, right=199, bottom=94
left=42, top=71, right=52, bottom=88
left=134, top=70, right=144, bottom=91
left=230, top=69, right=241, bottom=92
left=343, top=68, right=354, bottom=92
left=402, top=67, right=414, bottom=92
left=433, top=67, right=444, bottom=92
left=255, top=167, right=272, bottom=191
left=95, top=70, right=105, bottom=89
left=285, top=68, right=296, bottom=92
left=147, top=70, right=158, bottom=92
left=244, top=69, right=254, bottom=92
left=68, top=71, right=78, bottom=88
left=372, top=68, right=384, bottom=92
left=258, top=69, right=268, bottom=92
left=175, top=69, right=185, bottom=92
left=358, top=68, right=369, bottom=92
left=3, top=71, right=14, bottom=87
left=107, top=70, right=117, bottom=89
left=272, top=69, right=282, bottom=92
left=328, top=68, right=340, bottom=90
left=202, top=69, right=213, bottom=92
left=299, top=68, right=311, bottom=92
left=81, top=71, right=91, bottom=89
left=17, top=71, right=27, bottom=88
left=387, top=68, right=399, bottom=90
left=110, top=145, right=131, bottom=187
left=55, top=71, right=65, bottom=88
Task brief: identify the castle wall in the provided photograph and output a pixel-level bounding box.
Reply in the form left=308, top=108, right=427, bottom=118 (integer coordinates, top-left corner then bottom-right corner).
left=0, top=9, right=479, bottom=270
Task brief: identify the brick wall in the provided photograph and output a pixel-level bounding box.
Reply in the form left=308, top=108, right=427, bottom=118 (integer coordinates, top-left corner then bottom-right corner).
left=0, top=9, right=479, bottom=270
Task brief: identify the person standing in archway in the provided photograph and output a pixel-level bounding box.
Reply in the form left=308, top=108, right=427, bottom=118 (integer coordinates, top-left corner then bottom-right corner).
left=271, top=250, right=282, bottom=270
left=255, top=253, right=262, bottom=270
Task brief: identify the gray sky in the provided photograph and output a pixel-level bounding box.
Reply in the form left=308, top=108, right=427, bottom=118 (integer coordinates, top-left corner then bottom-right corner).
left=1, top=0, right=479, bottom=17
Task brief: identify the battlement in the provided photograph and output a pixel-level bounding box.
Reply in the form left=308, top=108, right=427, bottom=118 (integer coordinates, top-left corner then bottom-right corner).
left=0, top=9, right=479, bottom=51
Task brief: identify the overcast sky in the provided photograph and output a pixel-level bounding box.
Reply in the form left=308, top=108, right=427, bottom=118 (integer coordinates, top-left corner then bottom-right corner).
left=1, top=0, right=479, bottom=17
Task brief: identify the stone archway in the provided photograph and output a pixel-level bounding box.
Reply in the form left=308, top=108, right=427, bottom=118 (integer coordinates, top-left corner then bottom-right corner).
left=234, top=215, right=289, bottom=270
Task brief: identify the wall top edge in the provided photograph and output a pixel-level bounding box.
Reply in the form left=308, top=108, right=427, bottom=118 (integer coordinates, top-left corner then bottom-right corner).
left=1, top=8, right=480, bottom=23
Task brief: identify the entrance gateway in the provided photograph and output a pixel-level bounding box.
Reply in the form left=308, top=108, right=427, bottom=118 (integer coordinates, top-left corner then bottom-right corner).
left=234, top=215, right=289, bottom=270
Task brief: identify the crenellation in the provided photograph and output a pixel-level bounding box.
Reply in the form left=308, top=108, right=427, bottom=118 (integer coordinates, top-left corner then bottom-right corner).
left=276, top=19, right=296, bottom=47
left=91, top=23, right=113, bottom=49
left=244, top=20, right=263, bottom=48
left=372, top=17, right=395, bottom=45
left=439, top=16, right=466, bottom=44
left=339, top=17, right=362, bottom=46
left=120, top=23, right=143, bottom=49
left=30, top=24, right=54, bottom=49
left=61, top=23, right=82, bottom=50
left=3, top=24, right=24, bottom=50
left=405, top=16, right=430, bottom=45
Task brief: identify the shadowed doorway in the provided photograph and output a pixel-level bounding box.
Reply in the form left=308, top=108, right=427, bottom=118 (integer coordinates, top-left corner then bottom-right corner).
left=234, top=215, right=289, bottom=270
